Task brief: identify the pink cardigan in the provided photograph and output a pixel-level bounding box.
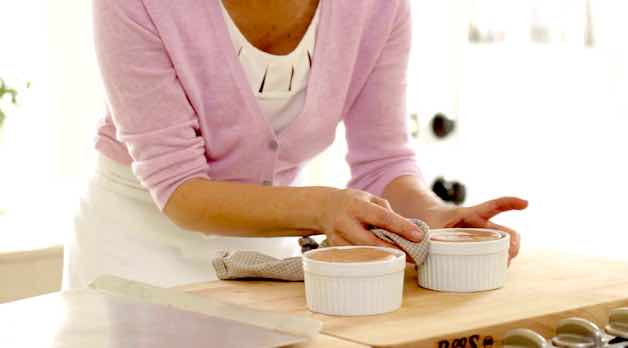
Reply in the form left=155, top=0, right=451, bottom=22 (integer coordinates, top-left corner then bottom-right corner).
left=93, top=0, right=420, bottom=211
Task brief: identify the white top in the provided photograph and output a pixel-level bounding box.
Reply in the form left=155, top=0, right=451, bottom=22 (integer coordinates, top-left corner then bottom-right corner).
left=220, top=1, right=320, bottom=133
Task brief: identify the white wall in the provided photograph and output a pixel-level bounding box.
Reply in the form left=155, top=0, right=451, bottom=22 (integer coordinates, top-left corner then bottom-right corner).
left=0, top=0, right=102, bottom=250
left=47, top=0, right=103, bottom=181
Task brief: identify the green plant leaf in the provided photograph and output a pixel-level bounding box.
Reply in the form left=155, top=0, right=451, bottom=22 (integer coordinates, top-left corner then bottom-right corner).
left=9, top=89, right=18, bottom=104
left=0, top=78, right=20, bottom=126
left=0, top=80, right=18, bottom=98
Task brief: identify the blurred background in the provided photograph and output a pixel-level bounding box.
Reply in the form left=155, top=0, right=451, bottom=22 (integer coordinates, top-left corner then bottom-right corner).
left=0, top=0, right=627, bottom=300
left=306, top=0, right=628, bottom=258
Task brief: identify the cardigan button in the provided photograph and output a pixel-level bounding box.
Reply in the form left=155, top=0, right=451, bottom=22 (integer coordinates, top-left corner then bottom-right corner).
left=268, top=139, right=279, bottom=151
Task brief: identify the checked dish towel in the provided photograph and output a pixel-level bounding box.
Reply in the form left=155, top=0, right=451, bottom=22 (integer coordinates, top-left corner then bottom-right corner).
left=212, top=219, right=432, bottom=281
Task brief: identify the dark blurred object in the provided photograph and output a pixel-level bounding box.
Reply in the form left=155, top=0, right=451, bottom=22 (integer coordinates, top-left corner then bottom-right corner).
left=431, top=113, right=456, bottom=139
left=410, top=113, right=420, bottom=139
left=432, top=177, right=466, bottom=205
left=299, top=236, right=319, bottom=254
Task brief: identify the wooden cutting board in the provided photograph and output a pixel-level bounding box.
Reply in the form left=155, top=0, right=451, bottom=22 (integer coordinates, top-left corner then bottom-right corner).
left=179, top=249, right=628, bottom=348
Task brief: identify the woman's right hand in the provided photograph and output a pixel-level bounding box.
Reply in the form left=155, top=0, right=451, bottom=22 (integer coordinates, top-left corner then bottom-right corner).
left=314, top=188, right=424, bottom=247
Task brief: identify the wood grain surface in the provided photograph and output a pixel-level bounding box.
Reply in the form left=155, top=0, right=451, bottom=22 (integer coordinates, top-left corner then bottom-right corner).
left=180, top=249, right=628, bottom=347
left=289, top=335, right=368, bottom=348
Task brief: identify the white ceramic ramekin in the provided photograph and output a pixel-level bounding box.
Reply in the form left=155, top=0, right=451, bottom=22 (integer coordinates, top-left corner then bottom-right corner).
left=418, top=228, right=510, bottom=293
left=302, top=246, right=406, bottom=316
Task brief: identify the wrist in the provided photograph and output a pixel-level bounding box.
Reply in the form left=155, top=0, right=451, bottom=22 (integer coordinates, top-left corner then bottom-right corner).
left=415, top=187, right=450, bottom=213
left=293, top=186, right=337, bottom=232
left=383, top=175, right=450, bottom=219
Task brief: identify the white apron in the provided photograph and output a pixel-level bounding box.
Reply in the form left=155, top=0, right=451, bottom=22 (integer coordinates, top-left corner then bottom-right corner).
left=63, top=155, right=301, bottom=289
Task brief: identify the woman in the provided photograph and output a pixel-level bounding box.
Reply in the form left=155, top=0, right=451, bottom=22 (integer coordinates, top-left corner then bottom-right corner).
left=63, top=0, right=527, bottom=289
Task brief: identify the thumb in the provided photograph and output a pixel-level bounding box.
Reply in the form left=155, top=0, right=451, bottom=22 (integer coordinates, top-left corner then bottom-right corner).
left=361, top=204, right=423, bottom=242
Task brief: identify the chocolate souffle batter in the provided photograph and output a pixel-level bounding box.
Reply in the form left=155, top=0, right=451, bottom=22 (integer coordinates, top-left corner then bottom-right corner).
left=431, top=230, right=503, bottom=243
left=308, top=247, right=397, bottom=263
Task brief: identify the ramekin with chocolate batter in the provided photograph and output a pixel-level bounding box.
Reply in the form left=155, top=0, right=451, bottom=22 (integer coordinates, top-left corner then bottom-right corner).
left=418, top=228, right=510, bottom=292
left=303, top=246, right=405, bottom=316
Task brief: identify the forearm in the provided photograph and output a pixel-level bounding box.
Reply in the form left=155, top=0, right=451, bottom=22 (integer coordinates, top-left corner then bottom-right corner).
left=164, top=178, right=329, bottom=237
left=382, top=175, right=450, bottom=224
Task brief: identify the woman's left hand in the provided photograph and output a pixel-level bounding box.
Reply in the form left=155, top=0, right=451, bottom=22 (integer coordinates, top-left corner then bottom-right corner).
left=424, top=197, right=528, bottom=261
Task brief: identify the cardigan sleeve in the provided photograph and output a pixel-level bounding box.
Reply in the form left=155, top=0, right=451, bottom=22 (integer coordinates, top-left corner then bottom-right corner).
left=344, top=0, right=422, bottom=197
left=93, top=0, right=210, bottom=210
